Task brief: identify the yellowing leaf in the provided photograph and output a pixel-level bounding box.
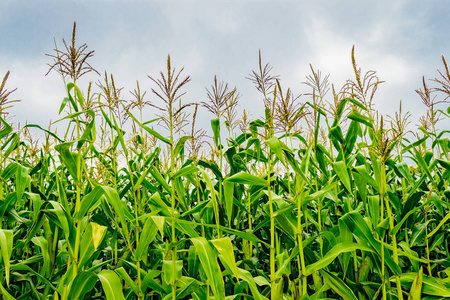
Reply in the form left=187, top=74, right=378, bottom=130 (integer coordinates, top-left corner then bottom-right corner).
left=211, top=237, right=239, bottom=281
left=91, top=223, right=107, bottom=249
left=151, top=216, right=165, bottom=238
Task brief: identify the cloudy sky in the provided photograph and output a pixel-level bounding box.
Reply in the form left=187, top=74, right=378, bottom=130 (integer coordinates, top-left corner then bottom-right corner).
left=1, top=0, right=449, bottom=135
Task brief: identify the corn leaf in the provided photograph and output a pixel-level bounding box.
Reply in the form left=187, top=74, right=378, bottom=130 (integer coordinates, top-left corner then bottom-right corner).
left=135, top=216, right=158, bottom=261
left=98, top=269, right=126, bottom=300
left=211, top=237, right=239, bottom=281
left=191, top=237, right=225, bottom=300
left=0, top=230, right=13, bottom=286
left=305, top=242, right=373, bottom=276
left=320, top=270, right=357, bottom=300
left=68, top=271, right=98, bottom=300
left=225, top=172, right=267, bottom=186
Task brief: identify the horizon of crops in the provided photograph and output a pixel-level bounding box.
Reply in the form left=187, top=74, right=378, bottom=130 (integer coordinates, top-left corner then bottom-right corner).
left=0, top=21, right=449, bottom=300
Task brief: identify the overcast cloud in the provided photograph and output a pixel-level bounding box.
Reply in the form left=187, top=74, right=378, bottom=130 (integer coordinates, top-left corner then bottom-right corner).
left=1, top=0, right=449, bottom=134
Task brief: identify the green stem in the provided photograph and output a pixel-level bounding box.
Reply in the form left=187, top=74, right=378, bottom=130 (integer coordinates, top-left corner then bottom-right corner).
left=297, top=182, right=307, bottom=295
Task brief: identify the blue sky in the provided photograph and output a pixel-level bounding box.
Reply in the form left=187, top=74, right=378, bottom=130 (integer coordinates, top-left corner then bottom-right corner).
left=1, top=0, right=449, bottom=133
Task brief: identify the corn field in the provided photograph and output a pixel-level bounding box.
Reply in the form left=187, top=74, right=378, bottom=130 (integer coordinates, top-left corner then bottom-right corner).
left=0, top=22, right=449, bottom=300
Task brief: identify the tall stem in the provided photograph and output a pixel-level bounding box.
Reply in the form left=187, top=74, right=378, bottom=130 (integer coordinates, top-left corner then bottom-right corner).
left=169, top=106, right=177, bottom=300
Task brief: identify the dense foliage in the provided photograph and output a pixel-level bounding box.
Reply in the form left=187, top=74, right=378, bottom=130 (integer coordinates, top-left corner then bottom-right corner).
left=0, top=22, right=449, bottom=299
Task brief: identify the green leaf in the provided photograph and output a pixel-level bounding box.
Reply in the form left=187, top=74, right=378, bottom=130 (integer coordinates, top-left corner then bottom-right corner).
left=342, top=212, right=401, bottom=276
left=31, top=236, right=50, bottom=277
left=394, top=162, right=413, bottom=183
left=97, top=270, right=126, bottom=300
left=45, top=201, right=75, bottom=252
left=176, top=276, right=204, bottom=298
left=338, top=220, right=353, bottom=276
left=347, top=110, right=373, bottom=128
left=199, top=168, right=218, bottom=215
left=347, top=98, right=368, bottom=111
left=23, top=123, right=63, bottom=142
left=149, top=167, right=172, bottom=194
left=0, top=230, right=13, bottom=286
left=409, top=267, right=423, bottom=300
left=393, top=272, right=450, bottom=297
left=101, top=186, right=131, bottom=244
left=74, top=186, right=105, bottom=221
left=2, top=132, right=19, bottom=158
left=225, top=172, right=267, bottom=186
left=77, top=118, right=96, bottom=149
left=191, top=237, right=225, bottom=300
left=116, top=267, right=139, bottom=295
left=402, top=137, right=428, bottom=154
left=111, top=112, right=128, bottom=157
left=300, top=294, right=312, bottom=300
left=223, top=180, right=234, bottom=226
left=426, top=210, right=450, bottom=239
left=99, top=105, right=120, bottom=132
left=14, top=163, right=28, bottom=204
left=330, top=126, right=345, bottom=147
left=211, top=118, right=221, bottom=148
left=305, top=242, right=373, bottom=276
left=55, top=142, right=80, bottom=183
left=11, top=263, right=58, bottom=293
left=135, top=216, right=158, bottom=261
left=320, top=270, right=357, bottom=300
left=437, top=159, right=450, bottom=170
left=54, top=109, right=95, bottom=124
left=237, top=268, right=269, bottom=300
left=162, top=260, right=183, bottom=285
left=266, top=136, right=286, bottom=166
left=172, top=165, right=199, bottom=179
left=68, top=271, right=98, bottom=300
left=211, top=237, right=239, bottom=281
left=141, top=270, right=164, bottom=294
left=59, top=96, right=70, bottom=114
left=75, top=186, right=131, bottom=247
left=414, top=149, right=433, bottom=181
left=333, top=161, right=352, bottom=192
left=74, top=84, right=84, bottom=108
left=79, top=223, right=96, bottom=269
left=124, top=104, right=170, bottom=144
left=0, top=116, right=13, bottom=140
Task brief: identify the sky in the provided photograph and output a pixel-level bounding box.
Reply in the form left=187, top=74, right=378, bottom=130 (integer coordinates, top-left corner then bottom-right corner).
left=1, top=0, right=449, bottom=137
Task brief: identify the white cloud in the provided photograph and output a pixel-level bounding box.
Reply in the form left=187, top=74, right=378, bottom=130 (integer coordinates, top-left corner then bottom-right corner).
left=299, top=7, right=430, bottom=124
left=6, top=59, right=65, bottom=127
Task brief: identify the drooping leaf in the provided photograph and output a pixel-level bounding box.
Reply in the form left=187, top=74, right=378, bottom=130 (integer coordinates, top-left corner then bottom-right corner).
left=409, top=267, right=423, bottom=300
left=266, top=136, right=286, bottom=166
left=211, top=237, right=239, bottom=281
left=162, top=260, right=183, bottom=285
left=97, top=269, right=126, bottom=300
left=333, top=161, right=352, bottom=192
left=238, top=268, right=269, bottom=300
left=68, top=271, right=98, bottom=300
left=225, top=172, right=267, bottom=186
left=135, top=216, right=159, bottom=261
left=341, top=212, right=401, bottom=276
left=305, top=242, right=373, bottom=276
left=393, top=272, right=450, bottom=297
left=191, top=237, right=225, bottom=300
left=211, top=118, right=221, bottom=148
left=347, top=110, right=373, bottom=128
left=0, top=230, right=13, bottom=286
left=31, top=236, right=51, bottom=277
left=320, top=270, right=357, bottom=300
